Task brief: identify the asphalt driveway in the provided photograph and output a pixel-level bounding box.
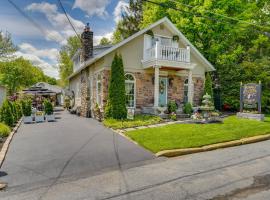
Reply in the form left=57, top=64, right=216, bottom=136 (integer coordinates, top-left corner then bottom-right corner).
left=0, top=109, right=155, bottom=194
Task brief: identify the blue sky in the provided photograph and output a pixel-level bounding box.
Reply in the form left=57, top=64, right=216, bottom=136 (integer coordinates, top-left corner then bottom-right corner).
left=0, top=0, right=128, bottom=78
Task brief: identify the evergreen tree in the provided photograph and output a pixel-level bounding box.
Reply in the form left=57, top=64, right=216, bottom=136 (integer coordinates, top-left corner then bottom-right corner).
left=108, top=54, right=127, bottom=119
left=204, top=73, right=213, bottom=99
left=0, top=100, right=14, bottom=127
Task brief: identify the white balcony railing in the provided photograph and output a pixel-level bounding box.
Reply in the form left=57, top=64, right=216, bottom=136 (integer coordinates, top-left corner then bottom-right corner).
left=144, top=42, right=190, bottom=63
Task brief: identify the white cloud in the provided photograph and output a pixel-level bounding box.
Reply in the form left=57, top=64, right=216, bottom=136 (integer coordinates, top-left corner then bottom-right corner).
left=113, top=1, right=129, bottom=23
left=19, top=43, right=58, bottom=62
left=15, top=43, right=59, bottom=78
left=73, top=0, right=110, bottom=17
left=94, top=32, right=113, bottom=45
left=26, top=2, right=84, bottom=44
left=15, top=51, right=59, bottom=78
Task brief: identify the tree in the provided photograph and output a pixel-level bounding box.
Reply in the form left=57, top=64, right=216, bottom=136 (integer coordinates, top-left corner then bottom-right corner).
left=0, top=57, right=52, bottom=95
left=112, top=23, right=124, bottom=44
left=113, top=0, right=143, bottom=40
left=58, top=36, right=81, bottom=87
left=108, top=54, right=127, bottom=119
left=204, top=73, right=213, bottom=99
left=0, top=31, right=17, bottom=58
left=99, top=37, right=111, bottom=45
left=140, top=0, right=270, bottom=112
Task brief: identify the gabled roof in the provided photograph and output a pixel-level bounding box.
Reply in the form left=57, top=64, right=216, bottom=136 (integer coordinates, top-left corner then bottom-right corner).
left=69, top=17, right=215, bottom=79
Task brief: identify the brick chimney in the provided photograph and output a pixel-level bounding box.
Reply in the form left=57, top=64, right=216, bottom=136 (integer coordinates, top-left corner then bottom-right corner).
left=81, top=23, right=93, bottom=62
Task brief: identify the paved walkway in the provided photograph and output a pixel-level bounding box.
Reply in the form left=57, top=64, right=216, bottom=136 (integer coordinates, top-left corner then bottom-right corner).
left=0, top=109, right=155, bottom=196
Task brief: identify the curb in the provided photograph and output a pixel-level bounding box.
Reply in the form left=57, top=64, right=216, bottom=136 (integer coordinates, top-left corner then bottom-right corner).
left=0, top=118, right=22, bottom=168
left=156, top=134, right=270, bottom=157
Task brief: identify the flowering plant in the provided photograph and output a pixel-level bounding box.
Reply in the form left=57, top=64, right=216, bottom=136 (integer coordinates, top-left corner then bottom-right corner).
left=191, top=112, right=203, bottom=120
left=170, top=112, right=177, bottom=121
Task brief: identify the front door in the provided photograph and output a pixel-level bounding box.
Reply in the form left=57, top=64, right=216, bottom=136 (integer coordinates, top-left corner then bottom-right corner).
left=159, top=77, right=167, bottom=106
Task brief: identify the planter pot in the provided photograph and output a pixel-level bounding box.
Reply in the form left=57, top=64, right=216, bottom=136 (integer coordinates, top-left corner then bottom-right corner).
left=24, top=116, right=33, bottom=124
left=157, top=107, right=167, bottom=115
left=46, top=114, right=55, bottom=122
left=35, top=115, right=45, bottom=123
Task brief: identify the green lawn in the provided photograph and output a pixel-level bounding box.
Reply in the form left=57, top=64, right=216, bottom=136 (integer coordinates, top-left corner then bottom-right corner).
left=126, top=116, right=270, bottom=153
left=103, top=115, right=162, bottom=129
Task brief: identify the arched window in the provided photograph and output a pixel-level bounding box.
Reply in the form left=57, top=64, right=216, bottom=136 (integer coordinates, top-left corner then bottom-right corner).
left=184, top=79, right=189, bottom=103
left=125, top=73, right=136, bottom=108
left=96, top=74, right=102, bottom=106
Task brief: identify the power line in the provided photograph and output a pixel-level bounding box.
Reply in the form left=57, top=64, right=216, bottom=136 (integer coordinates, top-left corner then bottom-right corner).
left=7, top=0, right=65, bottom=44
left=57, top=0, right=82, bottom=42
left=144, top=0, right=270, bottom=31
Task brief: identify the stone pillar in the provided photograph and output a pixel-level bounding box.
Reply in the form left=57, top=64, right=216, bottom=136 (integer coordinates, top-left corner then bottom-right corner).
left=80, top=69, right=90, bottom=117
left=154, top=66, right=160, bottom=107
left=188, top=69, right=193, bottom=104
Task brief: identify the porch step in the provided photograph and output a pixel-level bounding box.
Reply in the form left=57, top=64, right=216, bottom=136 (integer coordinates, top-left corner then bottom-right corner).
left=142, top=107, right=156, bottom=115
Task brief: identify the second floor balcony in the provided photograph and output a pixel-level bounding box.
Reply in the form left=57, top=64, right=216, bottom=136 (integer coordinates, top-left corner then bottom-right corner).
left=142, top=41, right=191, bottom=69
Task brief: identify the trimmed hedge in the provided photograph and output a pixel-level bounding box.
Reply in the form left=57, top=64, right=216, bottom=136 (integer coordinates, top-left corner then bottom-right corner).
left=0, top=100, right=14, bottom=127
left=0, top=123, right=11, bottom=137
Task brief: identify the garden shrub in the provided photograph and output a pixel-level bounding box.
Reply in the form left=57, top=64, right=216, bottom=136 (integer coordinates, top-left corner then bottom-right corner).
left=44, top=99, right=53, bottom=115
left=9, top=101, right=17, bottom=122
left=108, top=53, right=127, bottom=119
left=0, top=100, right=14, bottom=127
left=21, top=99, right=32, bottom=116
left=170, top=112, right=177, bottom=121
left=14, top=101, right=22, bottom=119
left=183, top=102, right=193, bottom=115
left=103, top=115, right=162, bottom=129
left=0, top=123, right=11, bottom=137
left=168, top=101, right=177, bottom=113
left=104, top=99, right=112, bottom=119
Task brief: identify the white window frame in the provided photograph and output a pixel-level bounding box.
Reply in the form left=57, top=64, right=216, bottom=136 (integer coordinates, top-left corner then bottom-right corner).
left=125, top=73, right=136, bottom=108
left=96, top=73, right=102, bottom=106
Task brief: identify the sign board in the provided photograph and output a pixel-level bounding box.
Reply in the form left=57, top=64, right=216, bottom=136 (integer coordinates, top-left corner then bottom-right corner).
left=127, top=108, right=135, bottom=120
left=240, top=82, right=262, bottom=113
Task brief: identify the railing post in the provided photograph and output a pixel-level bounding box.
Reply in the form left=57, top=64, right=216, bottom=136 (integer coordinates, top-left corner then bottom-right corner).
left=186, top=45, right=190, bottom=62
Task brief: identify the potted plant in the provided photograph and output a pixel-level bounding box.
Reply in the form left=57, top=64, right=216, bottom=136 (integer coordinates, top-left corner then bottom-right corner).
left=35, top=111, right=45, bottom=123
left=22, top=100, right=33, bottom=123
left=44, top=100, right=55, bottom=122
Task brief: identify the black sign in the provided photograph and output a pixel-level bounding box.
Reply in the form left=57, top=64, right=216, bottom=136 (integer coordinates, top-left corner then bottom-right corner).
left=240, top=83, right=262, bottom=113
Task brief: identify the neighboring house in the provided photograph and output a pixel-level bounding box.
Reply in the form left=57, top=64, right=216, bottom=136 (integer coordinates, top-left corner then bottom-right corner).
left=0, top=85, right=6, bottom=106
left=68, top=17, right=215, bottom=118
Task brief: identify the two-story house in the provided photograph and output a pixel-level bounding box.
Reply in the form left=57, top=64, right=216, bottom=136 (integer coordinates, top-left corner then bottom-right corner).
left=68, top=17, right=215, bottom=117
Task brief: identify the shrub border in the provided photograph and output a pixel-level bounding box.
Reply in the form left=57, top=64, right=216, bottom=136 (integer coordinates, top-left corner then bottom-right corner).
left=0, top=118, right=22, bottom=168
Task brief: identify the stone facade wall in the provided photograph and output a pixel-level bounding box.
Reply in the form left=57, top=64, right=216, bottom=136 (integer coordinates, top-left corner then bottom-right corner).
left=89, top=69, right=204, bottom=114
left=134, top=72, right=154, bottom=108
left=193, top=77, right=204, bottom=106
left=167, top=75, right=185, bottom=103
left=91, top=69, right=110, bottom=111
